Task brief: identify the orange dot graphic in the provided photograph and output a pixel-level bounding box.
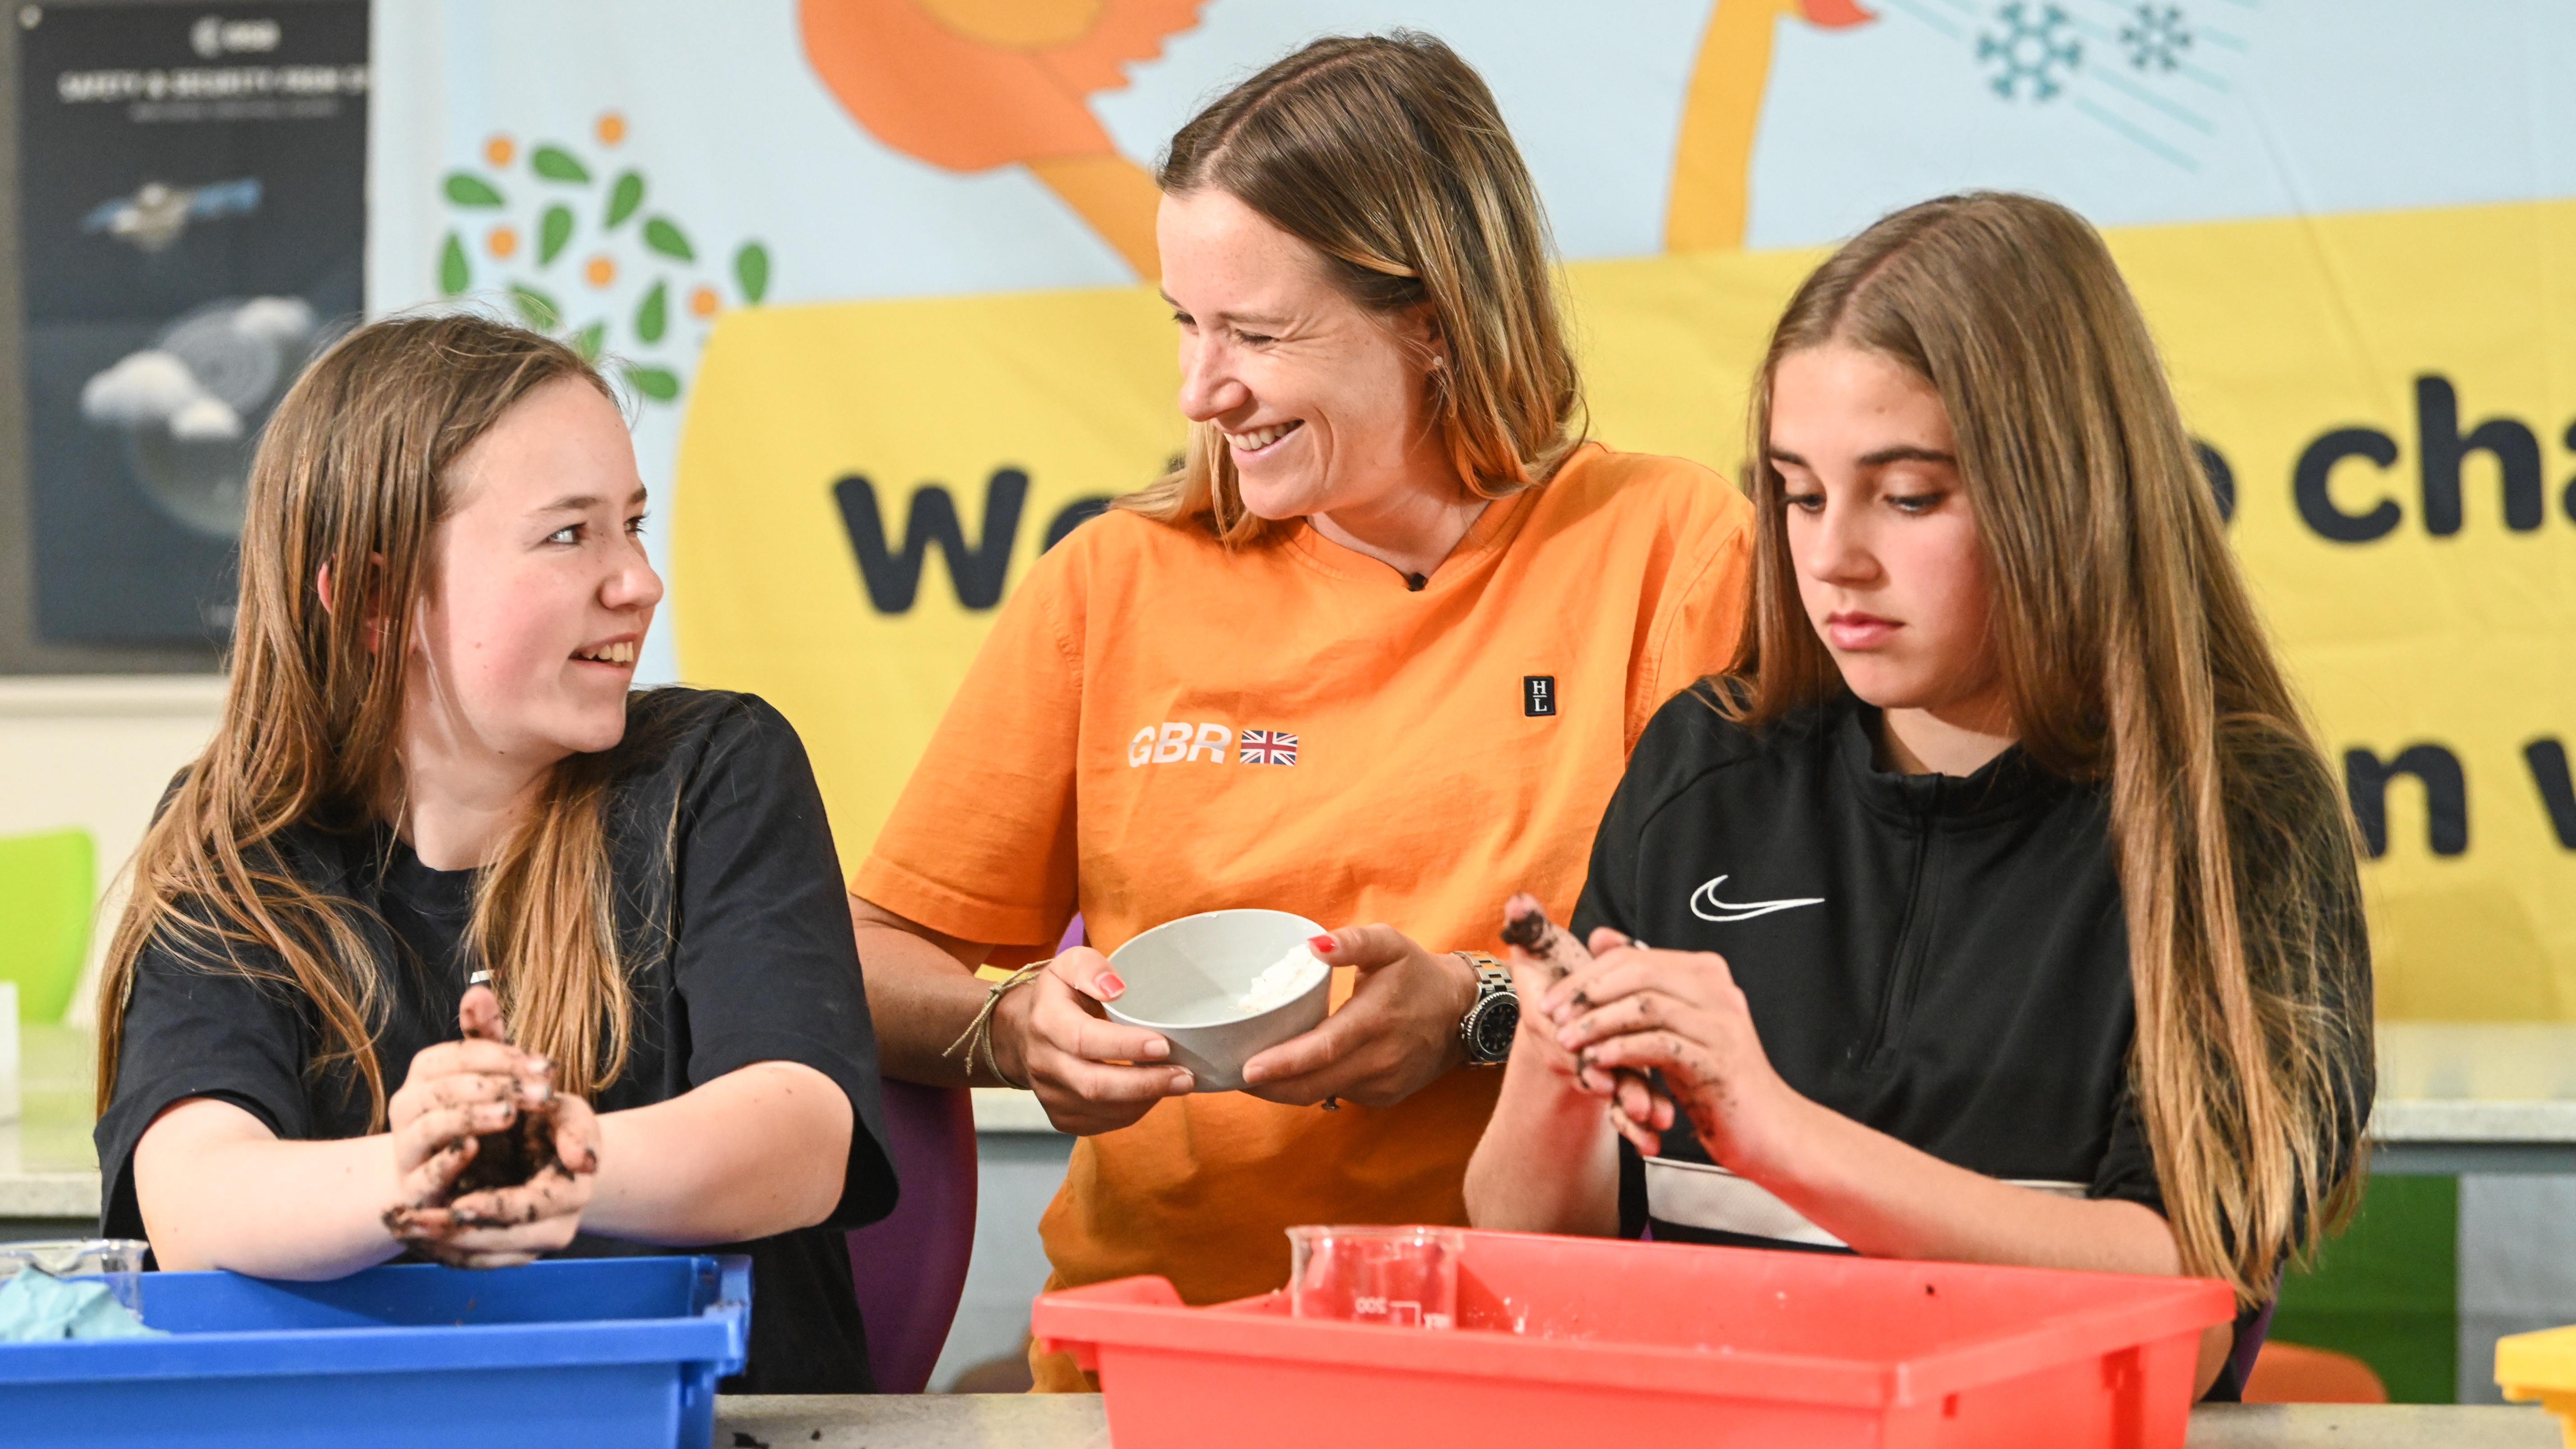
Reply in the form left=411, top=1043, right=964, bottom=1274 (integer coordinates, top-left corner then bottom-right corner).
left=596, top=111, right=626, bottom=146
left=585, top=255, right=616, bottom=288
left=484, top=134, right=515, bottom=168
left=689, top=285, right=720, bottom=318
left=487, top=225, right=518, bottom=259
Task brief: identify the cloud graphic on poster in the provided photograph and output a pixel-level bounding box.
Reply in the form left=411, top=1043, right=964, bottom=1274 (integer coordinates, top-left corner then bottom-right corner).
left=82, top=295, right=318, bottom=444
left=168, top=394, right=244, bottom=442
left=81, top=350, right=242, bottom=439
left=78, top=295, right=325, bottom=537
left=229, top=295, right=318, bottom=347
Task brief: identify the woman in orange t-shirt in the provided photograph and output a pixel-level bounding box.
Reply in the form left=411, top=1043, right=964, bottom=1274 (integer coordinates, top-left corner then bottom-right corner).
left=850, top=33, right=1753, bottom=1389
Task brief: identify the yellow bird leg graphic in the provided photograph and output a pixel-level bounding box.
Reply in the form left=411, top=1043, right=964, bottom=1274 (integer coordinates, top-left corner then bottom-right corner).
left=1665, top=0, right=1874, bottom=253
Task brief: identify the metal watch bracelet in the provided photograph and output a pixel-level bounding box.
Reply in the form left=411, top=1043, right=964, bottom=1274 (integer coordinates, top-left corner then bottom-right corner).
left=1453, top=951, right=1518, bottom=1066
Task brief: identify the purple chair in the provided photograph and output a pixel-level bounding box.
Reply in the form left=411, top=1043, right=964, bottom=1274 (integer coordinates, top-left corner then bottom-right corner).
left=847, top=1077, right=979, bottom=1393
left=2220, top=1289, right=2279, bottom=1400
left=845, top=915, right=1082, bottom=1393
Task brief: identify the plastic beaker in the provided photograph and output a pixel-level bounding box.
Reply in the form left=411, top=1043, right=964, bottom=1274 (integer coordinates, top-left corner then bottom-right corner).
left=0, top=1239, right=150, bottom=1320
left=1286, top=1225, right=1465, bottom=1330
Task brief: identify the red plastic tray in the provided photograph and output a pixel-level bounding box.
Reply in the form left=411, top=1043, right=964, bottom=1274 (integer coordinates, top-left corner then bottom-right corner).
left=1033, top=1228, right=2233, bottom=1449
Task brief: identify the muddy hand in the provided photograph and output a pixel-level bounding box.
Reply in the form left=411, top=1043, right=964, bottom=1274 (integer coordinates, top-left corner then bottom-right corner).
left=1501, top=895, right=1673, bottom=1154
left=379, top=984, right=592, bottom=1265
left=383, top=987, right=534, bottom=1225
left=382, top=1091, right=597, bottom=1267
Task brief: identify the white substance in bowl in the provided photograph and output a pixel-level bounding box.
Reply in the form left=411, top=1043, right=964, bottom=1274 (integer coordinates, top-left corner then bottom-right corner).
left=1237, top=945, right=1327, bottom=1014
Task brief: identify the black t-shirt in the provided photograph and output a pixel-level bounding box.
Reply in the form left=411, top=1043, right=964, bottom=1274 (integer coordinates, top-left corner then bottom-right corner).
left=96, top=688, right=899, bottom=1393
left=1573, top=686, right=2372, bottom=1401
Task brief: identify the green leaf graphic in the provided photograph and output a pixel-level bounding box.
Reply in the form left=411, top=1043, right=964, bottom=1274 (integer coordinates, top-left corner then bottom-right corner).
left=444, top=172, right=504, bottom=207
left=642, top=217, right=694, bottom=262
left=531, top=146, right=591, bottom=183
left=438, top=232, right=470, bottom=296
left=571, top=322, right=605, bottom=361
left=606, top=171, right=645, bottom=229
left=511, top=284, right=562, bottom=331
left=623, top=363, right=681, bottom=402
left=635, top=281, right=669, bottom=344
left=539, top=205, right=574, bottom=265
left=734, top=242, right=770, bottom=305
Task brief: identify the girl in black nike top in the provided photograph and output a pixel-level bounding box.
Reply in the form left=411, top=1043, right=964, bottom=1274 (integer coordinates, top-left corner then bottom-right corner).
left=1464, top=192, right=2372, bottom=1402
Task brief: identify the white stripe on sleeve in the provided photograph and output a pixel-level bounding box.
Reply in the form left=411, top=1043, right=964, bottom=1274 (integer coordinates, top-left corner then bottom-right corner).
left=1643, top=1156, right=2087, bottom=1249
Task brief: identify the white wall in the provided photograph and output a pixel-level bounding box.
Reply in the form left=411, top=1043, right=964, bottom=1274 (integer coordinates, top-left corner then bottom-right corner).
left=0, top=676, right=224, bottom=1026
left=2459, top=1176, right=2576, bottom=1403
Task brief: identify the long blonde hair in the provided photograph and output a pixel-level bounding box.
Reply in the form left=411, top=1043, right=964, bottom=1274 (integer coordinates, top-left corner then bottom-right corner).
left=1119, top=31, right=1584, bottom=544
left=99, top=314, right=639, bottom=1127
left=1734, top=193, right=2371, bottom=1300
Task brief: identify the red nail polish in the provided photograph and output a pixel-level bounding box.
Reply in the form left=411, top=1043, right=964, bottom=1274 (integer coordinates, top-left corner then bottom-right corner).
left=1308, top=934, right=1337, bottom=954
left=1098, top=971, right=1126, bottom=998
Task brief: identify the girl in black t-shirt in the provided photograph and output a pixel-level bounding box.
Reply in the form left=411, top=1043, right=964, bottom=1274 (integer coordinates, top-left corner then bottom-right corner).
left=1466, top=192, right=2371, bottom=1401
left=93, top=315, right=897, bottom=1391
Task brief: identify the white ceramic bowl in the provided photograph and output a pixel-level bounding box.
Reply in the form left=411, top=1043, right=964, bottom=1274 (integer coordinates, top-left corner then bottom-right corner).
left=1104, top=909, right=1332, bottom=1092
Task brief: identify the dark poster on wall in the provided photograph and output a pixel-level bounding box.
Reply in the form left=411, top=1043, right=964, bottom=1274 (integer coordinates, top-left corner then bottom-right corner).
left=17, top=0, right=365, bottom=644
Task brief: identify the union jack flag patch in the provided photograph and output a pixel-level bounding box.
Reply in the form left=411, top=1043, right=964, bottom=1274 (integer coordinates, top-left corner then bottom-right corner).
left=1238, top=729, right=1298, bottom=765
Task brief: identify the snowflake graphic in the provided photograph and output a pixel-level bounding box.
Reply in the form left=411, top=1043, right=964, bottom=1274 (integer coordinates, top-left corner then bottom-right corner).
left=1978, top=3, right=2083, bottom=102
left=2120, top=5, right=2191, bottom=72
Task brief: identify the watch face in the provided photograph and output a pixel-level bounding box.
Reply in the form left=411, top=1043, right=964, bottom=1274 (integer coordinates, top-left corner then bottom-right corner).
left=1469, top=994, right=1519, bottom=1062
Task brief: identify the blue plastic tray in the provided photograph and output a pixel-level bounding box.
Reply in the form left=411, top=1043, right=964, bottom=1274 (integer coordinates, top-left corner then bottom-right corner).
left=0, top=1254, right=749, bottom=1449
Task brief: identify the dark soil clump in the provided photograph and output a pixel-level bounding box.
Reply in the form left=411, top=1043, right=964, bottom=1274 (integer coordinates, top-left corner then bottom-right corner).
left=1500, top=905, right=1557, bottom=961
left=451, top=1097, right=564, bottom=1197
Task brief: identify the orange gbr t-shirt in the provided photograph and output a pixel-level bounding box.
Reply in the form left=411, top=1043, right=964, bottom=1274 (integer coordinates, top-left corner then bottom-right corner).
left=854, top=443, right=1754, bottom=1317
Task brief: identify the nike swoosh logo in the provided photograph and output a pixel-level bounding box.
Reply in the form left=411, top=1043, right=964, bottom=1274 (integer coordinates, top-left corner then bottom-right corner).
left=1690, top=874, right=1825, bottom=923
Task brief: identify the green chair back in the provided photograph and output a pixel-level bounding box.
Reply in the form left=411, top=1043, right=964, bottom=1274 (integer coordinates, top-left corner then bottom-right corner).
left=2270, top=1173, right=2460, bottom=1402
left=0, top=827, right=96, bottom=1023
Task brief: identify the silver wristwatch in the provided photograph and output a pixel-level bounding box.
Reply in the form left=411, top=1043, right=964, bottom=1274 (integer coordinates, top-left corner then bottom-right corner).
left=1455, top=952, right=1518, bottom=1066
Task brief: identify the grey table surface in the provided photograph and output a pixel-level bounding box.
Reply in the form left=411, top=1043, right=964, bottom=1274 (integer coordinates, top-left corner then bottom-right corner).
left=715, top=1396, right=2562, bottom=1448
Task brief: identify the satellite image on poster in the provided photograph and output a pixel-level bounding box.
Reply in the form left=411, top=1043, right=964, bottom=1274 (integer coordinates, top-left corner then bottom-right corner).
left=17, top=0, right=365, bottom=644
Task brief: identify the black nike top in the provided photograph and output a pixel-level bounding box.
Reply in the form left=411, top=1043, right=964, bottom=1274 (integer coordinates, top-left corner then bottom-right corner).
left=1570, top=685, right=2372, bottom=1402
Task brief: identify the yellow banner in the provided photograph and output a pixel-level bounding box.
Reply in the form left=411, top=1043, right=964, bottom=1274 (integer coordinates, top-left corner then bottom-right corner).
left=676, top=197, right=2576, bottom=1020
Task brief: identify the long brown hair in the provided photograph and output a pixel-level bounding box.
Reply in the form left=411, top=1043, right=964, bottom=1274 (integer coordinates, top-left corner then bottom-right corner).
left=1733, top=193, right=2370, bottom=1300
left=1119, top=30, right=1584, bottom=544
left=99, top=314, right=639, bottom=1127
